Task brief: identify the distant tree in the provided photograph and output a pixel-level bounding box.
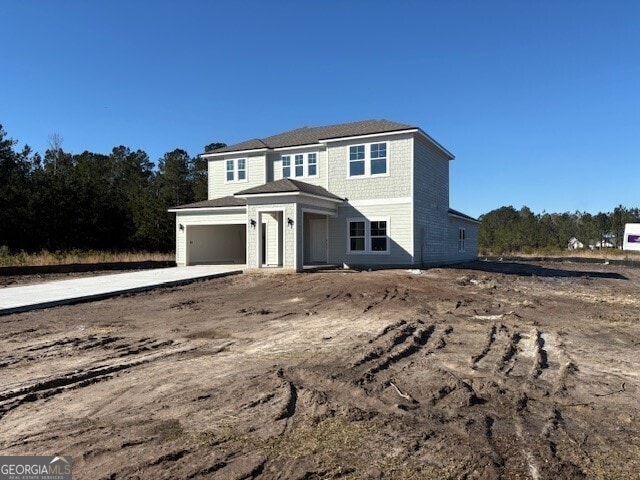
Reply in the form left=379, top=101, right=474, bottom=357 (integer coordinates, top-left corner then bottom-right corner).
left=192, top=142, right=226, bottom=201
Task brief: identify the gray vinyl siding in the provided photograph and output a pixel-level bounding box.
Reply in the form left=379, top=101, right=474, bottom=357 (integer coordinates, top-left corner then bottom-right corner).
left=270, top=147, right=329, bottom=188
left=413, top=136, right=451, bottom=264
left=445, top=217, right=479, bottom=263
left=208, top=153, right=267, bottom=199
left=328, top=202, right=413, bottom=267
left=326, top=133, right=413, bottom=201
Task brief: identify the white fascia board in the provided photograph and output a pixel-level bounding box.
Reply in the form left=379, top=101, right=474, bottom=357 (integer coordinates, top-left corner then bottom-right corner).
left=235, top=191, right=344, bottom=204
left=273, top=143, right=324, bottom=152
left=345, top=197, right=412, bottom=207
left=415, top=130, right=455, bottom=160
left=318, top=129, right=418, bottom=144
left=168, top=206, right=247, bottom=213
left=448, top=212, right=480, bottom=224
left=200, top=148, right=269, bottom=159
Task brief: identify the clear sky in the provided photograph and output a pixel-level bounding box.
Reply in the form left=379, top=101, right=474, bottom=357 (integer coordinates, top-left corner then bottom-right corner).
left=2, top=1, right=638, bottom=218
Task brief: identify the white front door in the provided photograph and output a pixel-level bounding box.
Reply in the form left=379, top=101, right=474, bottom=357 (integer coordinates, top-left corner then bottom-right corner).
left=309, top=219, right=327, bottom=263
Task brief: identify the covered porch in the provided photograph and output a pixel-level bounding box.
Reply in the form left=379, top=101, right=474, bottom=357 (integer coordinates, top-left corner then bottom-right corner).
left=235, top=178, right=344, bottom=272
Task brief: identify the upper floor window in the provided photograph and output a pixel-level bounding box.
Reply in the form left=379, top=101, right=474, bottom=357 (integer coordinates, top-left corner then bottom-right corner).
left=282, top=156, right=291, bottom=178
left=459, top=228, right=466, bottom=252
left=282, top=152, right=318, bottom=179
left=348, top=142, right=388, bottom=177
left=225, top=158, right=247, bottom=183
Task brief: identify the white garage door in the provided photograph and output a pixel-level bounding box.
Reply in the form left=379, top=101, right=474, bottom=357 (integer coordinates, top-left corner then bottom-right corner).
left=186, top=224, right=246, bottom=265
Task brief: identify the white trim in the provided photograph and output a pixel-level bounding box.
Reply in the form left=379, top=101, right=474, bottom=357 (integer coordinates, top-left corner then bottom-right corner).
left=255, top=207, right=287, bottom=269
left=415, top=130, right=455, bottom=160
left=235, top=191, right=343, bottom=204
left=224, top=158, right=249, bottom=184
left=347, top=141, right=389, bottom=179
left=199, top=127, right=454, bottom=161
left=320, top=129, right=417, bottom=144
left=448, top=211, right=481, bottom=224
left=273, top=143, right=324, bottom=152
left=409, top=135, right=415, bottom=262
left=281, top=151, right=320, bottom=180
left=169, top=206, right=246, bottom=213
left=201, top=148, right=268, bottom=158
left=346, top=216, right=391, bottom=255
left=293, top=203, right=299, bottom=270
left=344, top=197, right=411, bottom=207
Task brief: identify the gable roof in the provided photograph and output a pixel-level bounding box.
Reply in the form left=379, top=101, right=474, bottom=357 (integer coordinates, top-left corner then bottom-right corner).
left=207, top=119, right=415, bottom=154
left=234, top=178, right=344, bottom=202
left=170, top=196, right=246, bottom=210
left=448, top=208, right=480, bottom=223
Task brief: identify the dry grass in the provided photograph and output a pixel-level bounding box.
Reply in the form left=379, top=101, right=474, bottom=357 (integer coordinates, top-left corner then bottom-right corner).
left=482, top=248, right=640, bottom=260
left=0, top=248, right=173, bottom=267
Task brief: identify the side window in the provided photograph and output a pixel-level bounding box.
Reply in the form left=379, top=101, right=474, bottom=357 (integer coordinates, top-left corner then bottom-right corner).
left=308, top=153, right=317, bottom=176
left=349, top=145, right=365, bottom=176
left=459, top=228, right=466, bottom=252
left=370, top=143, right=387, bottom=175
left=282, top=155, right=291, bottom=178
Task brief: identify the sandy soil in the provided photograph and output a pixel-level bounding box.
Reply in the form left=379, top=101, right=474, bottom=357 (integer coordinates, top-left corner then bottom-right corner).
left=1, top=261, right=639, bottom=479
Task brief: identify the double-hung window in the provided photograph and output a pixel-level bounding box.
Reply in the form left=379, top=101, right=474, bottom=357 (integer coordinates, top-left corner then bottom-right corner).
left=459, top=228, right=466, bottom=252
left=308, top=153, right=317, bottom=176
left=349, top=221, right=366, bottom=252
left=281, top=152, right=318, bottom=178
left=348, top=142, right=388, bottom=177
left=282, top=156, right=291, bottom=178
left=347, top=218, right=390, bottom=254
left=225, top=158, right=247, bottom=183
left=294, top=154, right=304, bottom=177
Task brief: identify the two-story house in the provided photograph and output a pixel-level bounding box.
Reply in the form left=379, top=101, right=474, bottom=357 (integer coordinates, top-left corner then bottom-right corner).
left=169, top=120, right=478, bottom=270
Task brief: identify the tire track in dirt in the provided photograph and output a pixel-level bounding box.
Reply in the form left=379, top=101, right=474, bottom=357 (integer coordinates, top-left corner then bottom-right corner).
left=0, top=342, right=199, bottom=419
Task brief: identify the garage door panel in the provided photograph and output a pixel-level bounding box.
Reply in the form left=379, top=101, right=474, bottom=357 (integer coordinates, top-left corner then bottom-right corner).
left=187, top=225, right=246, bottom=265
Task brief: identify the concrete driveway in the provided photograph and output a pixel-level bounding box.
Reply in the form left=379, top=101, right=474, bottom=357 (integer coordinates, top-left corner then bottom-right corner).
left=0, top=265, right=243, bottom=315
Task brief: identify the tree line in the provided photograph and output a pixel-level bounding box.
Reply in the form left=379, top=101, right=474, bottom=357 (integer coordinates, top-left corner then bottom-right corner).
left=0, top=123, right=224, bottom=253
left=478, top=205, right=640, bottom=254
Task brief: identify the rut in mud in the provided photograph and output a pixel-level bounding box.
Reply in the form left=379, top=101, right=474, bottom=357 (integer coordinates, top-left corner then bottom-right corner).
left=1, top=261, right=639, bottom=479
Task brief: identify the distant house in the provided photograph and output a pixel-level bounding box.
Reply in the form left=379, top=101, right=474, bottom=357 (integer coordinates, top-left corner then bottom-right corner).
left=170, top=119, right=479, bottom=271
left=592, top=240, right=615, bottom=249
left=567, top=237, right=584, bottom=250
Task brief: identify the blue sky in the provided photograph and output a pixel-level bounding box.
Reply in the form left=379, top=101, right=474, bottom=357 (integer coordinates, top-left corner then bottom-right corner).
left=2, top=1, right=638, bottom=218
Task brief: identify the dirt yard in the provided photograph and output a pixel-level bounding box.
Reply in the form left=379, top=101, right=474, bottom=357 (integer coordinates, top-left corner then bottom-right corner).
left=1, top=261, right=639, bottom=479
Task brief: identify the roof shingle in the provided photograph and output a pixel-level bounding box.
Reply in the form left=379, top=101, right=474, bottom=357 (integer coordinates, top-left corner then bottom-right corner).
left=207, top=119, right=415, bottom=154
left=171, top=196, right=246, bottom=210
left=235, top=178, right=344, bottom=202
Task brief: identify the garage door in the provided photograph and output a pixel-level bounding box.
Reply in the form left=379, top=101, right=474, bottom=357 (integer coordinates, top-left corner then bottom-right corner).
left=186, top=224, right=246, bottom=265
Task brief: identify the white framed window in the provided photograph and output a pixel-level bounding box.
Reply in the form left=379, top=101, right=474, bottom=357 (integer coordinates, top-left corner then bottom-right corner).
left=282, top=155, right=291, bottom=178
left=308, top=153, right=317, bottom=176
left=295, top=154, right=304, bottom=177
left=225, top=158, right=248, bottom=183
left=459, top=228, right=466, bottom=252
left=348, top=142, right=388, bottom=178
left=349, top=220, right=366, bottom=252
left=347, top=217, right=390, bottom=254
left=281, top=152, right=318, bottom=178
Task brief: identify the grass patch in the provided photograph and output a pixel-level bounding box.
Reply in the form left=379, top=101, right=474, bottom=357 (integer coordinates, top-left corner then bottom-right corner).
left=0, top=248, right=173, bottom=267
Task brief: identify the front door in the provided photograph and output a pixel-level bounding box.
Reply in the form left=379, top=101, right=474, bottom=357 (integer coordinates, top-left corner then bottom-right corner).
left=309, top=219, right=327, bottom=263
